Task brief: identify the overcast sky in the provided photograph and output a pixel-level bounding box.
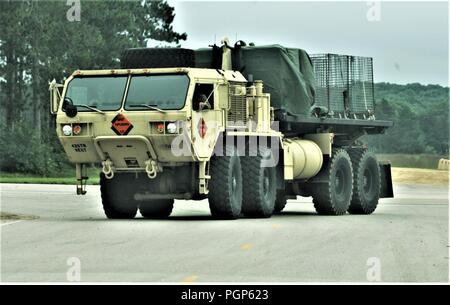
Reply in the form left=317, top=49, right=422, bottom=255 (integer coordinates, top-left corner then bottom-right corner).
left=166, top=1, right=449, bottom=86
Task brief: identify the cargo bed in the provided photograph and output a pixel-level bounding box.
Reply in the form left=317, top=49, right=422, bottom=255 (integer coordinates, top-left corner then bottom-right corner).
left=279, top=115, right=393, bottom=139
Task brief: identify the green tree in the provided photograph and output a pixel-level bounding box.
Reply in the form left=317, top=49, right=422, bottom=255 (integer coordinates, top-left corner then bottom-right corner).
left=366, top=83, right=449, bottom=155
left=0, top=0, right=187, bottom=175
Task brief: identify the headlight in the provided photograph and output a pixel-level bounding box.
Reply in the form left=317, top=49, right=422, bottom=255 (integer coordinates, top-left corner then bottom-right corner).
left=166, top=122, right=177, bottom=134
left=62, top=125, right=72, bottom=136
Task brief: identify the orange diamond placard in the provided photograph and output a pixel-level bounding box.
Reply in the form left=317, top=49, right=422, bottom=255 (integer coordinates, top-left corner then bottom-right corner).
left=111, top=114, right=133, bottom=135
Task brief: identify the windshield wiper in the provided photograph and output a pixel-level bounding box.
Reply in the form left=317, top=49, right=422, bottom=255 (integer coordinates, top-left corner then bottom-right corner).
left=74, top=104, right=106, bottom=115
left=129, top=104, right=167, bottom=113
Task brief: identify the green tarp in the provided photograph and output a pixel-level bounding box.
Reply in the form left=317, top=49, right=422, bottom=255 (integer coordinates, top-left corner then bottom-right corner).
left=195, top=44, right=315, bottom=116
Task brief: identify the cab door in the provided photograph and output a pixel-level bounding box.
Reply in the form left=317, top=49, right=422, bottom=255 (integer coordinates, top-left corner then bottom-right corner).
left=190, top=83, right=226, bottom=160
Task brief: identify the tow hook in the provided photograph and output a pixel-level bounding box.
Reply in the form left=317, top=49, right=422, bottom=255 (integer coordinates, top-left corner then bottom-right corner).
left=102, top=159, right=114, bottom=179
left=145, top=159, right=160, bottom=179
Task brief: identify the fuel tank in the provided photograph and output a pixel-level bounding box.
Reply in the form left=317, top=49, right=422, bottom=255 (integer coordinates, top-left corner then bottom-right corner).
left=283, top=138, right=323, bottom=180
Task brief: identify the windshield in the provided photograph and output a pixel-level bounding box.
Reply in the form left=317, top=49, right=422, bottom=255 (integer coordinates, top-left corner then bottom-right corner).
left=125, top=74, right=189, bottom=110
left=65, top=76, right=127, bottom=111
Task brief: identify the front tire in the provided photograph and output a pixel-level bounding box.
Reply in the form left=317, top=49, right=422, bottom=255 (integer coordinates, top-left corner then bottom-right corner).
left=208, top=146, right=243, bottom=219
left=348, top=150, right=381, bottom=214
left=311, top=149, right=353, bottom=215
left=100, top=173, right=138, bottom=219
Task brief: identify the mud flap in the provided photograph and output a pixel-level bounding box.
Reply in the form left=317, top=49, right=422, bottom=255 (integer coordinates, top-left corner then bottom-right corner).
left=379, top=162, right=394, bottom=198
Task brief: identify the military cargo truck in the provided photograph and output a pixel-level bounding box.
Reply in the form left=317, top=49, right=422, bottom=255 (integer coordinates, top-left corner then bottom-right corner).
left=49, top=40, right=393, bottom=219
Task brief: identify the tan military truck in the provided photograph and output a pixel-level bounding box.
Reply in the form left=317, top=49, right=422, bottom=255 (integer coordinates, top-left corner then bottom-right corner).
left=49, top=41, right=393, bottom=219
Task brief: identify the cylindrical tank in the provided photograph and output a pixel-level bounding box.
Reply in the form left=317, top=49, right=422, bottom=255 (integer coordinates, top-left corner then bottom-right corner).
left=284, top=139, right=323, bottom=179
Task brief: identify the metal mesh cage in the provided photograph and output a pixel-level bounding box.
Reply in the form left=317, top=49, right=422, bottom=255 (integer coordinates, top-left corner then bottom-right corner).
left=310, top=54, right=375, bottom=118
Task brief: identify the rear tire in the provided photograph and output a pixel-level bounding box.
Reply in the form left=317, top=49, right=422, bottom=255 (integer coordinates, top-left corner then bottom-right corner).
left=274, top=192, right=287, bottom=214
left=208, top=146, right=243, bottom=219
left=120, top=48, right=195, bottom=69
left=139, top=200, right=174, bottom=218
left=348, top=150, right=381, bottom=214
left=100, top=173, right=138, bottom=219
left=242, top=148, right=276, bottom=218
left=311, top=149, right=353, bottom=215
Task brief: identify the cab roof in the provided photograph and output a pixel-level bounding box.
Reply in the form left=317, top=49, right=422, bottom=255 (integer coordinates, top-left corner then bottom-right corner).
left=71, top=67, right=247, bottom=83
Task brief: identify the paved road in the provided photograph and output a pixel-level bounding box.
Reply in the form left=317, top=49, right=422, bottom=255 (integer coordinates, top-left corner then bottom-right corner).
left=0, top=183, right=448, bottom=283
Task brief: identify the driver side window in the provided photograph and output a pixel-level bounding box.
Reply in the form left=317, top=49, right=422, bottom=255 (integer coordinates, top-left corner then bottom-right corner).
left=193, top=83, right=214, bottom=111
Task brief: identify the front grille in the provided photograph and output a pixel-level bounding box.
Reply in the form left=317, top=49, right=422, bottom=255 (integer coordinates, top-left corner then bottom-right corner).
left=228, top=84, right=248, bottom=127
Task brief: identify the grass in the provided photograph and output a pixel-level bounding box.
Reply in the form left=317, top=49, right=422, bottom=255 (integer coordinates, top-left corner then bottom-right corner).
left=376, top=153, right=447, bottom=170
left=0, top=212, right=39, bottom=221
left=1, top=167, right=448, bottom=186
left=0, top=168, right=100, bottom=185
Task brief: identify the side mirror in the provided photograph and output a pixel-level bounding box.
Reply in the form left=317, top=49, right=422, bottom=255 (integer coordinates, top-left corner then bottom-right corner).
left=49, top=79, right=63, bottom=115
left=63, top=97, right=78, bottom=118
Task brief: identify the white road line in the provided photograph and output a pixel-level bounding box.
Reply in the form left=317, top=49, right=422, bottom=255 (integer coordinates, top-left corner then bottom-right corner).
left=0, top=220, right=24, bottom=227
left=1, top=190, right=75, bottom=194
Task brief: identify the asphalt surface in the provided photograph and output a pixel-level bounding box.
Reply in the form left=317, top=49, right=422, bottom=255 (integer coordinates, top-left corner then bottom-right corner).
left=0, top=183, right=448, bottom=283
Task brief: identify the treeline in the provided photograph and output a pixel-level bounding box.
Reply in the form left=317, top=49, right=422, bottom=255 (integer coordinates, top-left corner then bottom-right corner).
left=0, top=2, right=448, bottom=176
left=2, top=80, right=447, bottom=175
left=366, top=82, right=449, bottom=155
left=0, top=0, right=186, bottom=175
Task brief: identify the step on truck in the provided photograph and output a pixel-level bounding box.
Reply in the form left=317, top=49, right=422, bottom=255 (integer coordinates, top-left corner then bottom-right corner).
left=49, top=39, right=394, bottom=219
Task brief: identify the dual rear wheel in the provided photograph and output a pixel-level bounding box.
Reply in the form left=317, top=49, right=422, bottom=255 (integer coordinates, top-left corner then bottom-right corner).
left=348, top=149, right=381, bottom=214
left=310, top=148, right=381, bottom=215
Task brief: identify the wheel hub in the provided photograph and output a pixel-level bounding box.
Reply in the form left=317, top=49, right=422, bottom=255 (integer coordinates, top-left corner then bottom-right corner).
left=363, top=168, right=372, bottom=193
left=335, top=169, right=345, bottom=195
